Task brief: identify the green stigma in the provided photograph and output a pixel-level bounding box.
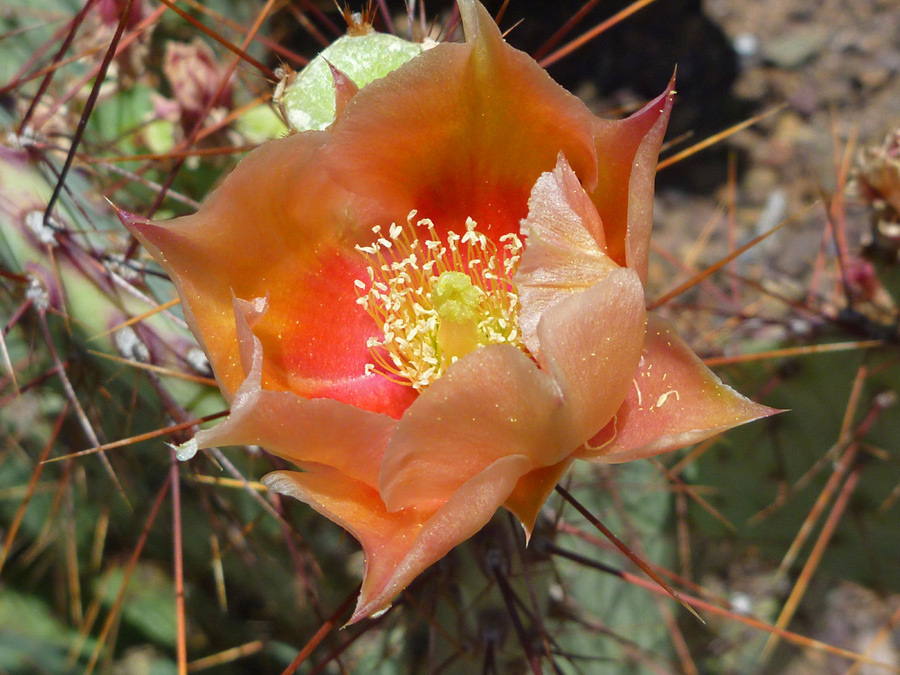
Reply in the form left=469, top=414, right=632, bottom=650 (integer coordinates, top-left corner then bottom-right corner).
left=431, top=271, right=482, bottom=323
left=431, top=271, right=482, bottom=362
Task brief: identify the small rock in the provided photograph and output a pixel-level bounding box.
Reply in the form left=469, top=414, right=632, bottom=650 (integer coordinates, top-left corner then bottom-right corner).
left=743, top=167, right=779, bottom=202
left=762, top=25, right=830, bottom=69
left=857, top=65, right=892, bottom=89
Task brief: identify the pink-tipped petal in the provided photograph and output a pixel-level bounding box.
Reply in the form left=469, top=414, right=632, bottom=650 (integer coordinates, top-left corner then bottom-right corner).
left=194, top=295, right=395, bottom=487
left=536, top=266, right=647, bottom=447
left=590, top=78, right=675, bottom=281
left=379, top=344, right=569, bottom=512
left=262, top=452, right=531, bottom=622
left=503, top=456, right=573, bottom=540
left=577, top=315, right=780, bottom=463
left=516, top=154, right=620, bottom=354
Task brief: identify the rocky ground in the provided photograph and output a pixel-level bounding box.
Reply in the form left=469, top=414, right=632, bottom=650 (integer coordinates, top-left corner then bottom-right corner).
left=656, top=0, right=900, bottom=297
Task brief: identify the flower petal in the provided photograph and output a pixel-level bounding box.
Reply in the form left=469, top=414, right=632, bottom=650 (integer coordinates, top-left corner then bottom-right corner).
left=192, top=294, right=394, bottom=487
left=321, top=0, right=599, bottom=243
left=576, top=315, right=780, bottom=463
left=119, top=133, right=416, bottom=419
left=379, top=344, right=569, bottom=513
left=536, top=266, right=647, bottom=447
left=589, top=78, right=675, bottom=281
left=381, top=266, right=646, bottom=513
left=262, top=452, right=532, bottom=622
left=516, top=153, right=620, bottom=354
left=503, top=456, right=573, bottom=540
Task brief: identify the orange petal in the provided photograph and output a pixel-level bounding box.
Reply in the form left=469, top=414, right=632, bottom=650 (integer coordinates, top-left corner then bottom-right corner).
left=536, top=266, right=647, bottom=447
left=119, top=135, right=417, bottom=419
left=379, top=344, right=569, bottom=513
left=503, top=456, right=573, bottom=541
left=321, top=0, right=599, bottom=242
left=516, top=153, right=620, bottom=355
left=590, top=77, right=675, bottom=281
left=262, top=452, right=532, bottom=622
left=576, top=314, right=780, bottom=463
left=196, top=394, right=393, bottom=488
left=192, top=295, right=394, bottom=487
left=379, top=268, right=645, bottom=513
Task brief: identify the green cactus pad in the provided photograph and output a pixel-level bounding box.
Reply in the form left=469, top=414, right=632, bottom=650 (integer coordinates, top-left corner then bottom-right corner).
left=280, top=32, right=427, bottom=132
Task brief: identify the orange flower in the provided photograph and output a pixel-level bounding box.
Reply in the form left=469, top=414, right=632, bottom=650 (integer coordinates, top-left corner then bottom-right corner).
left=123, top=0, right=775, bottom=622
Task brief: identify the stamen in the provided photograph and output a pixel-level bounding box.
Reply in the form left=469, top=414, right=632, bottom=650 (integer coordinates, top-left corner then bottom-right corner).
left=355, top=211, right=525, bottom=390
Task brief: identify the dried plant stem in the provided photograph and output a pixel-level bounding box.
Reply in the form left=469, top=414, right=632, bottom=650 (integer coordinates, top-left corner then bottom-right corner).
left=280, top=585, right=360, bottom=675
